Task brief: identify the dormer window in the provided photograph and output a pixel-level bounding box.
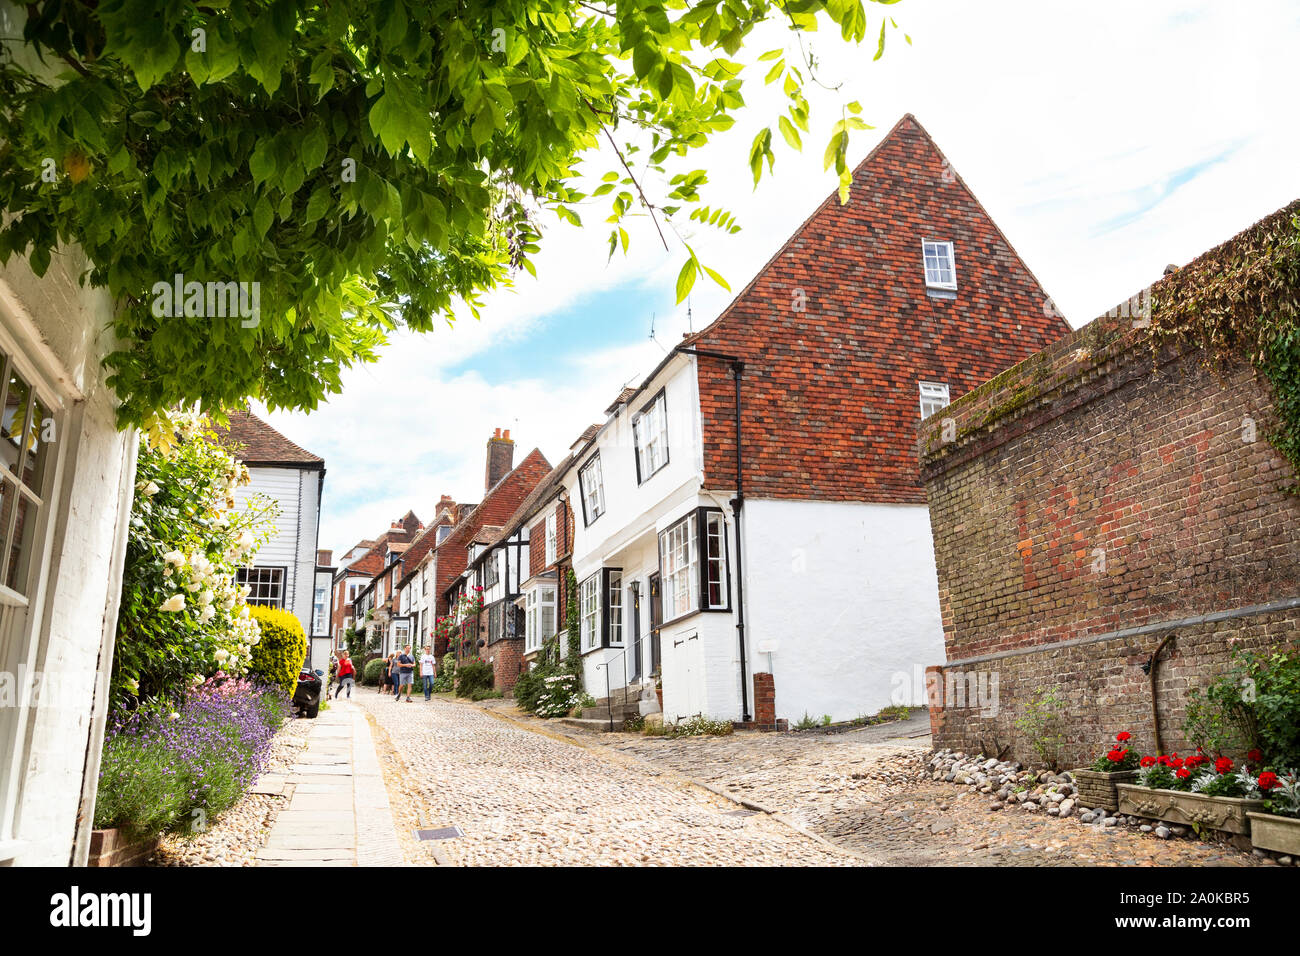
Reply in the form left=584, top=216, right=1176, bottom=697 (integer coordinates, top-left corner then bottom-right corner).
left=918, top=381, right=950, bottom=420
left=922, top=240, right=957, bottom=291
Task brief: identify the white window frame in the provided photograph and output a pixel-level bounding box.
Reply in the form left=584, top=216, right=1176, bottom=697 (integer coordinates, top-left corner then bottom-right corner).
left=579, top=573, right=602, bottom=652
left=524, top=583, right=557, bottom=654
left=544, top=511, right=557, bottom=566
left=0, top=329, right=68, bottom=852
left=703, top=511, right=729, bottom=610
left=658, top=515, right=699, bottom=621
left=238, top=566, right=286, bottom=607
left=921, top=240, right=957, bottom=291
left=607, top=571, right=623, bottom=646
left=632, top=390, right=669, bottom=483
left=918, top=381, right=951, bottom=420
left=578, top=454, right=605, bottom=525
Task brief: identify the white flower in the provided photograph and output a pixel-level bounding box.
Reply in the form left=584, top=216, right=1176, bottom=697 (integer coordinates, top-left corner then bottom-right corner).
left=214, top=648, right=229, bottom=663
left=198, top=589, right=214, bottom=607
left=169, top=711, right=180, bottom=720
left=160, top=594, right=186, bottom=613
left=163, top=550, right=185, bottom=566
left=137, top=480, right=160, bottom=496
left=236, top=530, right=254, bottom=551
left=199, top=605, right=216, bottom=624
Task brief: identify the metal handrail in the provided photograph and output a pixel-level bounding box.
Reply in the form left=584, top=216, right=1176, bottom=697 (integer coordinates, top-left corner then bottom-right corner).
left=593, top=648, right=628, bottom=732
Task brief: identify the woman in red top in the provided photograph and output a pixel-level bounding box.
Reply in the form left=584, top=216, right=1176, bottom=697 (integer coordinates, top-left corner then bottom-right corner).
left=334, top=650, right=356, bottom=699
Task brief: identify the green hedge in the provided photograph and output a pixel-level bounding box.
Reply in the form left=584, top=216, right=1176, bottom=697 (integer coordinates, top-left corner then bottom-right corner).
left=362, top=657, right=387, bottom=686
left=455, top=658, right=493, bottom=698
left=247, top=605, right=308, bottom=696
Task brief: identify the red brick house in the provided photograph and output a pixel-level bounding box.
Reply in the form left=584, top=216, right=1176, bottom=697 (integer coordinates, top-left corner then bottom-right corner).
left=335, top=511, right=422, bottom=653
left=431, top=432, right=553, bottom=674
left=564, top=114, right=1072, bottom=725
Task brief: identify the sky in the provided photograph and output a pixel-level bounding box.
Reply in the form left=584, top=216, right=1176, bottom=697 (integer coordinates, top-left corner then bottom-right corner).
left=256, top=0, right=1300, bottom=558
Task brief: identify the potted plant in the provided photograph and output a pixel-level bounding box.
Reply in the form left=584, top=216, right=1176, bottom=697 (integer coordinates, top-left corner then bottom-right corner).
left=1072, top=732, right=1140, bottom=811
left=1247, top=770, right=1300, bottom=855
left=1116, top=752, right=1266, bottom=835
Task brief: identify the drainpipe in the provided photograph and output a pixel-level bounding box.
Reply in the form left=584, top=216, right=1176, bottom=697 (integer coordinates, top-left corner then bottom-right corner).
left=680, top=347, right=751, bottom=722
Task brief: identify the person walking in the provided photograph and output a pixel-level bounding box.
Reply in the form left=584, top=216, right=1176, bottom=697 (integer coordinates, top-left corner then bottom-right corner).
left=419, top=645, right=437, bottom=701
left=334, top=650, right=355, bottom=699
left=395, top=645, right=416, bottom=701
left=380, top=653, right=395, bottom=695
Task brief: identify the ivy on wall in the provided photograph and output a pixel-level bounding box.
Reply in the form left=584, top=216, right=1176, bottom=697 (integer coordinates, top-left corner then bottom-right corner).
left=1149, top=201, right=1300, bottom=490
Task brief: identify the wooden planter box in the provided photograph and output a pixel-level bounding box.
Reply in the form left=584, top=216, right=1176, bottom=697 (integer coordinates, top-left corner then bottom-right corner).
left=88, top=828, right=161, bottom=867
left=1116, top=784, right=1266, bottom=835
left=1072, top=768, right=1139, bottom=811
left=1247, top=813, right=1300, bottom=856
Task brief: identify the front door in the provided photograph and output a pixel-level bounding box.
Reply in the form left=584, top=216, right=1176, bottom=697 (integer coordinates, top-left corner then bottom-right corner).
left=628, top=581, right=642, bottom=682
left=648, top=573, right=662, bottom=676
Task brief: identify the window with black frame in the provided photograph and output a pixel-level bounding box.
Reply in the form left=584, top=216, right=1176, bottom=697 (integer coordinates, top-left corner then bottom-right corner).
left=657, top=508, right=730, bottom=622
left=578, top=453, right=605, bottom=525
left=632, top=389, right=669, bottom=483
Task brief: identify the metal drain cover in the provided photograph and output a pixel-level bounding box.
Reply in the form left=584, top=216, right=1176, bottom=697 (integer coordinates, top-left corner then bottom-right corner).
left=414, top=826, right=464, bottom=841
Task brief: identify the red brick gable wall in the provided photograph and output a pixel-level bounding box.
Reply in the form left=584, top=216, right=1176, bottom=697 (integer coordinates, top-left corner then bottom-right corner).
left=690, top=114, right=1071, bottom=503
left=433, top=449, right=552, bottom=615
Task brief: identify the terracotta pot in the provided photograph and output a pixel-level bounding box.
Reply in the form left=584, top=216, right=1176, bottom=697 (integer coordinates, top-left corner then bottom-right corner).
left=1115, top=784, right=1266, bottom=835
left=655, top=686, right=663, bottom=710
left=88, top=828, right=161, bottom=867
left=1247, top=813, right=1300, bottom=855
left=1072, top=768, right=1139, bottom=811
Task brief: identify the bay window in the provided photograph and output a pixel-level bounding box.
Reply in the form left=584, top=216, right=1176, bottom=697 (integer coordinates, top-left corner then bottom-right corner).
left=525, top=583, right=557, bottom=654
left=632, top=389, right=669, bottom=483
left=658, top=508, right=730, bottom=622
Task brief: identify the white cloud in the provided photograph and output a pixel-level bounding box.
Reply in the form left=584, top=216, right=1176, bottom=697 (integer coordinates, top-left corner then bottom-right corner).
left=264, top=0, right=1300, bottom=556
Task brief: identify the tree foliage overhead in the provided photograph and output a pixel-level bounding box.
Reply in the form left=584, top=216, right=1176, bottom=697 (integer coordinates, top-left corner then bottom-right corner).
left=0, top=0, right=905, bottom=427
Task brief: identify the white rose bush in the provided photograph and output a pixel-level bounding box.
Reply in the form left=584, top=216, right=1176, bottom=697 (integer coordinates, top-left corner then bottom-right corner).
left=96, top=411, right=291, bottom=841
left=111, top=410, right=279, bottom=717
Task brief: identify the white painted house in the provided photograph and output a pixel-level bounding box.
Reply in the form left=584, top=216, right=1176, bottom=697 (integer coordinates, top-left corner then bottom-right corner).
left=219, top=411, right=327, bottom=667
left=563, top=115, right=1072, bottom=726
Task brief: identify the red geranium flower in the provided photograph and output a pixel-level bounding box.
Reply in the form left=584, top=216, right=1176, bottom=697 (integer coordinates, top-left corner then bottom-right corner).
left=1175, top=768, right=1191, bottom=780
left=1215, top=757, right=1234, bottom=775
left=1158, top=755, right=1171, bottom=767
left=1258, top=772, right=1280, bottom=791
left=1116, top=731, right=1132, bottom=742
left=1106, top=747, right=1128, bottom=762
left=1247, top=749, right=1262, bottom=764
left=1140, top=756, right=1156, bottom=768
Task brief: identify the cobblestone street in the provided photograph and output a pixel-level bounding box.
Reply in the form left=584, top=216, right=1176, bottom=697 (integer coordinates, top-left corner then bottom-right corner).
left=353, top=690, right=857, bottom=866
left=344, top=692, right=1272, bottom=867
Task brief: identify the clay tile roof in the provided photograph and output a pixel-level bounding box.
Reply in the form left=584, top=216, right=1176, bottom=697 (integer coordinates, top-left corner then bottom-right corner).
left=571, top=424, right=600, bottom=451
left=604, top=387, right=637, bottom=415
left=216, top=410, right=323, bottom=466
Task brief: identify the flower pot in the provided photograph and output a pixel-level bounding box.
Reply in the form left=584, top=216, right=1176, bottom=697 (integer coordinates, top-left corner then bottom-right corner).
left=655, top=686, right=663, bottom=710
left=1115, top=784, right=1266, bottom=835
left=1072, top=768, right=1139, bottom=811
left=87, top=828, right=161, bottom=867
left=1247, top=813, right=1300, bottom=856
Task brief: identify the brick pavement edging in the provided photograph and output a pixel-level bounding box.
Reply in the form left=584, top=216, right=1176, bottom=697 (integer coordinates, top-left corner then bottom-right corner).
left=468, top=698, right=878, bottom=865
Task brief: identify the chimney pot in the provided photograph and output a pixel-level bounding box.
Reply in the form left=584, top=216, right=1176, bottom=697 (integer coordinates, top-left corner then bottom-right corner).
left=493, top=427, right=501, bottom=439
left=503, top=428, right=511, bottom=440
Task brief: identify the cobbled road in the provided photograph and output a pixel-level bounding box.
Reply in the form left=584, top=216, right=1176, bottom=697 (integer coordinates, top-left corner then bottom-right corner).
left=354, top=691, right=857, bottom=866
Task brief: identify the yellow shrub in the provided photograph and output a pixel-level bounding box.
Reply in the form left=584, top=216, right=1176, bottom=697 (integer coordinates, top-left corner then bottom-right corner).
left=247, top=605, right=307, bottom=696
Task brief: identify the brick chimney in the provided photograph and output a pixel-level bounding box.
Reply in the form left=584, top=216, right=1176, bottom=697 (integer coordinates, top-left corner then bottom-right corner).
left=485, top=427, right=515, bottom=490
left=316, top=549, right=333, bottom=566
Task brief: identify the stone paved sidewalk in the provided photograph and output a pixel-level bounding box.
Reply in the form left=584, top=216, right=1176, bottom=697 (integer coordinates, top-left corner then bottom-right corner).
left=254, top=697, right=403, bottom=867
left=353, top=690, right=860, bottom=866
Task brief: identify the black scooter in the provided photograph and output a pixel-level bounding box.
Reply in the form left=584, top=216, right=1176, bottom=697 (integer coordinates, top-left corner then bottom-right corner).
left=292, top=665, right=325, bottom=718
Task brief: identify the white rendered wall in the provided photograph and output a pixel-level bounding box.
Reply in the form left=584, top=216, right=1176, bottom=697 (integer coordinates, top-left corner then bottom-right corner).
left=0, top=180, right=137, bottom=861
left=743, top=499, right=945, bottom=724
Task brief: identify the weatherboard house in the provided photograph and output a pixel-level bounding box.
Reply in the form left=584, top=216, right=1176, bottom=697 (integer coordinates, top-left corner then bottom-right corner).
left=561, top=115, right=1071, bottom=726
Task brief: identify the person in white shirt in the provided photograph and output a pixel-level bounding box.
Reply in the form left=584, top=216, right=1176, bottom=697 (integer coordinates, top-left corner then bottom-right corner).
left=419, top=645, right=437, bottom=700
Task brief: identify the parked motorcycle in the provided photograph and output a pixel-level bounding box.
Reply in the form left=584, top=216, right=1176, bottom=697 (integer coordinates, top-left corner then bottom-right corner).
left=292, top=666, right=325, bottom=718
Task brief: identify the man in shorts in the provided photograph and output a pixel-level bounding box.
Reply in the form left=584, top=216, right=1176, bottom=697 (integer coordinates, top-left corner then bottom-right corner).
left=395, top=645, right=416, bottom=701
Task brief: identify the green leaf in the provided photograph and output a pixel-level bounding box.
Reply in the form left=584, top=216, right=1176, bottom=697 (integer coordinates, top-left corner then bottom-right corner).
left=675, top=256, right=697, bottom=303
left=778, top=116, right=802, bottom=150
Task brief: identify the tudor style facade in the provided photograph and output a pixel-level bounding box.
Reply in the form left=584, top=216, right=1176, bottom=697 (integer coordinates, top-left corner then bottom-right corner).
left=564, top=114, right=1072, bottom=725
